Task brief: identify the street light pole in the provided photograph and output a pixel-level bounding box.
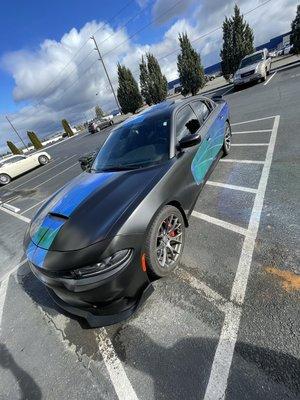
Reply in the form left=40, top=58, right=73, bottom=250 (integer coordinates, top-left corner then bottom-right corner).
left=5, top=116, right=29, bottom=150
left=91, top=35, right=122, bottom=115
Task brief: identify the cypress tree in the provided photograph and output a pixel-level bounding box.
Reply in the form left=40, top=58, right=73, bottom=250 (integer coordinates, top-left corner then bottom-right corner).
left=291, top=5, right=300, bottom=54
left=7, top=141, right=23, bottom=155
left=146, top=53, right=168, bottom=104
left=117, top=64, right=143, bottom=114
left=95, top=105, right=105, bottom=119
left=27, top=131, right=43, bottom=149
left=220, top=5, right=254, bottom=79
left=61, top=119, right=74, bottom=137
left=177, top=33, right=205, bottom=96
left=139, top=56, right=153, bottom=106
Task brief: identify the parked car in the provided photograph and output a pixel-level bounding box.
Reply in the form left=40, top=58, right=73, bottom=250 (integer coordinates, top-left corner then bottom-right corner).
left=0, top=152, right=51, bottom=185
left=24, top=95, right=231, bottom=327
left=88, top=118, right=114, bottom=134
left=283, top=44, right=293, bottom=55
left=269, top=50, right=278, bottom=58
left=233, top=48, right=272, bottom=89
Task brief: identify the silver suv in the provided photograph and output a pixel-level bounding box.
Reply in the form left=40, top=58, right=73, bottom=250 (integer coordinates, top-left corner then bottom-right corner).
left=233, top=49, right=271, bottom=88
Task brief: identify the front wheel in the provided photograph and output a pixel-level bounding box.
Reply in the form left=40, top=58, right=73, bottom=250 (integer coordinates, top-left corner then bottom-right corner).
left=0, top=173, right=11, bottom=185
left=38, top=155, right=49, bottom=165
left=145, top=205, right=185, bottom=278
left=222, top=122, right=232, bottom=156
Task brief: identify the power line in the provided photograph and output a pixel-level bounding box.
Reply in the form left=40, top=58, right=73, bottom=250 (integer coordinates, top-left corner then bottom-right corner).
left=102, top=0, right=184, bottom=58
left=4, top=0, right=273, bottom=139
left=91, top=35, right=121, bottom=114
left=26, top=0, right=136, bottom=105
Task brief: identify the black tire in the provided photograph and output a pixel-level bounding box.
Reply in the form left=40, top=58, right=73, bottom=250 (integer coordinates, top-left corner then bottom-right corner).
left=38, top=155, right=49, bottom=165
left=0, top=173, right=11, bottom=185
left=145, top=205, right=185, bottom=278
left=222, top=122, right=232, bottom=156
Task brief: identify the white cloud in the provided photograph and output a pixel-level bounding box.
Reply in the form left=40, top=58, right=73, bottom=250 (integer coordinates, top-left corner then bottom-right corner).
left=0, top=0, right=296, bottom=154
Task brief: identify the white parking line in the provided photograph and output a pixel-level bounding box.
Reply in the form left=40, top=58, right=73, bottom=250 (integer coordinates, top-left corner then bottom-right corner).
left=204, top=115, right=280, bottom=400
left=0, top=259, right=28, bottom=332
left=231, top=143, right=269, bottom=147
left=232, top=129, right=272, bottom=134
left=264, top=71, right=277, bottom=85
left=0, top=205, right=30, bottom=223
left=0, top=202, right=20, bottom=213
left=21, top=198, right=48, bottom=215
left=220, top=159, right=265, bottom=165
left=222, top=86, right=234, bottom=96
left=231, top=115, right=277, bottom=126
left=175, top=268, right=230, bottom=313
left=32, top=162, right=78, bottom=189
left=11, top=155, right=78, bottom=190
left=206, top=181, right=258, bottom=194
left=0, top=213, right=138, bottom=400
left=97, top=329, right=139, bottom=400
left=192, top=211, right=248, bottom=236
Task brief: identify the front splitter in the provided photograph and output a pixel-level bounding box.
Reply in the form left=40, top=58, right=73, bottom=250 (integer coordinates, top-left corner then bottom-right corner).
left=48, top=283, right=154, bottom=328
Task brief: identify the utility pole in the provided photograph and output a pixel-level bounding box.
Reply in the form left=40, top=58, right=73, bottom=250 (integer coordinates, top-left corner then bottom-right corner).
left=91, top=36, right=122, bottom=115
left=5, top=116, right=29, bottom=150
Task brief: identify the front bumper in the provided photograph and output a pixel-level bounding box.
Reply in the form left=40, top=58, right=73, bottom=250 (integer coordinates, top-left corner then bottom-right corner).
left=27, top=235, right=152, bottom=327
left=234, top=72, right=263, bottom=86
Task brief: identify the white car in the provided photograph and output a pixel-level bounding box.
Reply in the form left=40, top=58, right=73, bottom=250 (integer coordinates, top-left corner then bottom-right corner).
left=0, top=152, right=51, bottom=185
left=233, top=49, right=272, bottom=89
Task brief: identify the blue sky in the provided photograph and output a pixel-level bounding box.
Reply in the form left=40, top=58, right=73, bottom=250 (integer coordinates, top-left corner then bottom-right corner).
left=0, top=0, right=166, bottom=113
left=0, top=0, right=296, bottom=153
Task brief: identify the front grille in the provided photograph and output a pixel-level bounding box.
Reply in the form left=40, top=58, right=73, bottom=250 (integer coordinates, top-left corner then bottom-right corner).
left=241, top=70, right=255, bottom=78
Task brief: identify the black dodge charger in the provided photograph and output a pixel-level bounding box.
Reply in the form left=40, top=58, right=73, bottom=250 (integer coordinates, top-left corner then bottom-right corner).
left=24, top=96, right=231, bottom=327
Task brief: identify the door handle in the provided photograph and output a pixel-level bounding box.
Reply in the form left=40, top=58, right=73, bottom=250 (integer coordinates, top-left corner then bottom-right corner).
left=206, top=136, right=211, bottom=141
left=218, top=114, right=224, bottom=120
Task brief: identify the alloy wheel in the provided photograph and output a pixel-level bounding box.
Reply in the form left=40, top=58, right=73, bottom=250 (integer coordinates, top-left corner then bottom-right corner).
left=224, top=125, right=231, bottom=152
left=156, top=214, right=183, bottom=269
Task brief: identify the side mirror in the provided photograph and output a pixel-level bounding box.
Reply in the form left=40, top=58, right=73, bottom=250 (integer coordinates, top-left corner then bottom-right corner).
left=78, top=152, right=96, bottom=171
left=178, top=133, right=201, bottom=149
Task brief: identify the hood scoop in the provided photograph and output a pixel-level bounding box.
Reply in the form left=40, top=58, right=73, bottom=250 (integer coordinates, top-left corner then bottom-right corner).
left=48, top=212, right=69, bottom=221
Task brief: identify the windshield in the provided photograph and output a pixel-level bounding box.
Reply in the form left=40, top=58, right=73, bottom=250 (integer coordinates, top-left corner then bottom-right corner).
left=92, top=114, right=171, bottom=172
left=240, top=53, right=263, bottom=68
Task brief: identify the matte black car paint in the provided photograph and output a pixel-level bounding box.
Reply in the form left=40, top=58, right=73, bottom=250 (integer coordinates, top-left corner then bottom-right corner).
left=24, top=96, right=230, bottom=327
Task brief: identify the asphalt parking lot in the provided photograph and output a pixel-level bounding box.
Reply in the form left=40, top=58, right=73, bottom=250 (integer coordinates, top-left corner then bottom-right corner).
left=0, top=61, right=299, bottom=400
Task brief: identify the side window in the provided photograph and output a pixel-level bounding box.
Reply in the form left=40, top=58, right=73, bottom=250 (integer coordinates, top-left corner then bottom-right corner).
left=11, top=156, right=25, bottom=163
left=191, top=101, right=210, bottom=123
left=176, top=105, right=200, bottom=141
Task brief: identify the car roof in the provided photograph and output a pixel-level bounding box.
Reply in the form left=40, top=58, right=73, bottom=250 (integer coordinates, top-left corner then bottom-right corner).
left=128, top=95, right=211, bottom=120
left=0, top=155, right=20, bottom=162
left=243, top=49, right=265, bottom=59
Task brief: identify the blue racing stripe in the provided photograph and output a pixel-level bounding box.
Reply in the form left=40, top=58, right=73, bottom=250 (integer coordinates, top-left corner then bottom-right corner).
left=50, top=172, right=112, bottom=217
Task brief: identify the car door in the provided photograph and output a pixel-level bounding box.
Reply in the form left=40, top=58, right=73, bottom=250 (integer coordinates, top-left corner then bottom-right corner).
left=15, top=155, right=35, bottom=175
left=7, top=156, right=28, bottom=176
left=190, top=100, right=223, bottom=183
left=174, top=104, right=211, bottom=186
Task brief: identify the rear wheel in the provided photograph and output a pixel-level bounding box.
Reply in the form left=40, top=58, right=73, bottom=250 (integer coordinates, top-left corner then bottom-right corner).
left=38, top=155, right=49, bottom=165
left=0, top=173, right=11, bottom=185
left=222, top=122, right=232, bottom=156
left=145, top=205, right=185, bottom=278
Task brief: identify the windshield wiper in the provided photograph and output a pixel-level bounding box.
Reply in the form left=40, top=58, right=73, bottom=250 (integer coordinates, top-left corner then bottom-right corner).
left=100, top=164, right=144, bottom=172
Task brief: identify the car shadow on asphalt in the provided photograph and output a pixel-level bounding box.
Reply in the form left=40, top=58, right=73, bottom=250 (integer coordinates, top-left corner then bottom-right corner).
left=0, top=343, right=42, bottom=399
left=20, top=268, right=90, bottom=329
left=109, top=325, right=300, bottom=400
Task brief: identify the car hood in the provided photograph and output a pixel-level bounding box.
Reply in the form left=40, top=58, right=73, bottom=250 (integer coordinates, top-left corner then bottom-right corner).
left=237, top=62, right=261, bottom=74
left=29, top=166, right=166, bottom=251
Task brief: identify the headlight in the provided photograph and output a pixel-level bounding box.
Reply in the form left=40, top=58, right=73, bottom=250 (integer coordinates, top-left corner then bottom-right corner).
left=234, top=73, right=240, bottom=79
left=68, top=249, right=132, bottom=279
